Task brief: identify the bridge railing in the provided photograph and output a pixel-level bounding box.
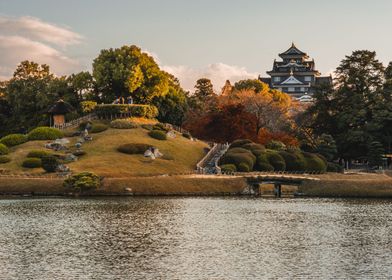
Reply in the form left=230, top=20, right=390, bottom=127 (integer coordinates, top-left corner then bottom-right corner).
left=53, top=113, right=97, bottom=130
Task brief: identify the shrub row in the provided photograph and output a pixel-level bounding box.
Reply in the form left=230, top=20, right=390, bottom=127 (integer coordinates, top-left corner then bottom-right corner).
left=221, top=139, right=328, bottom=173
left=148, top=130, right=167, bottom=140
left=27, top=150, right=52, bottom=159
left=94, top=104, right=158, bottom=119
left=0, top=134, right=28, bottom=147
left=0, top=156, right=11, bottom=164
left=110, top=119, right=138, bottom=129
left=118, top=143, right=152, bottom=154
left=22, top=158, right=42, bottom=168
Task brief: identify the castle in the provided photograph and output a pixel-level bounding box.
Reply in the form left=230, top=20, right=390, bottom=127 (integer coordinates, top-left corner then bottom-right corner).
left=259, top=43, right=332, bottom=101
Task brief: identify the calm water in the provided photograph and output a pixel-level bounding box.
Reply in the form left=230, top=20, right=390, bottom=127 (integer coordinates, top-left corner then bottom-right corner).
left=0, top=197, right=391, bottom=279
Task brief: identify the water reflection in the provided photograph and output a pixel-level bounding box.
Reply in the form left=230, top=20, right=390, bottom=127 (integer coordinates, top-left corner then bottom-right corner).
left=0, top=197, right=391, bottom=279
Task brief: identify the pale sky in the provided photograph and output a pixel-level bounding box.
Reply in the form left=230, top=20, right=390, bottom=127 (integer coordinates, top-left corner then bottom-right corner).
left=1, top=0, right=392, bottom=91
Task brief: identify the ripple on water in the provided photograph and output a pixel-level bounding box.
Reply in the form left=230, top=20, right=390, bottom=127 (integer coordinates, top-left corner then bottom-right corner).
left=0, top=197, right=391, bottom=279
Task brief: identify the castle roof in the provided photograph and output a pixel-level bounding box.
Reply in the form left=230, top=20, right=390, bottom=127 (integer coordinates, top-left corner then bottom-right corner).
left=279, top=42, right=308, bottom=58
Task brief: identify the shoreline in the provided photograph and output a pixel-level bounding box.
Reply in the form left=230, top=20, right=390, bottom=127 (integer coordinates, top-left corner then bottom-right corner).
left=0, top=173, right=392, bottom=198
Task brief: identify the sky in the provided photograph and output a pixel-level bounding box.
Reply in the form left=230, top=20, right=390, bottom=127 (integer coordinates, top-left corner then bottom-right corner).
left=1, top=0, right=392, bottom=91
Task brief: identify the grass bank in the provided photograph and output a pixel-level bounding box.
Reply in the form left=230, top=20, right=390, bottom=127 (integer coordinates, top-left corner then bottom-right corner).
left=299, top=173, right=392, bottom=198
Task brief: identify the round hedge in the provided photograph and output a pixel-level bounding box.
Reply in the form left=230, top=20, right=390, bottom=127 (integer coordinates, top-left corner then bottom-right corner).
left=148, top=130, right=167, bottom=140
left=64, top=172, right=101, bottom=192
left=22, top=158, right=42, bottom=168
left=41, top=155, right=59, bottom=172
left=27, top=150, right=52, bottom=159
left=90, top=123, right=108, bottom=133
left=0, top=143, right=9, bottom=155
left=242, top=143, right=265, bottom=153
left=220, top=164, right=237, bottom=173
left=0, top=156, right=11, bottom=164
left=110, top=119, right=138, bottom=129
left=0, top=134, right=28, bottom=147
left=118, top=143, right=152, bottom=154
left=279, top=151, right=306, bottom=171
left=255, top=154, right=274, bottom=171
left=265, top=150, right=286, bottom=171
left=220, top=152, right=255, bottom=171
left=230, top=139, right=253, bottom=148
left=238, top=162, right=251, bottom=172
left=266, top=140, right=286, bottom=151
left=303, top=153, right=327, bottom=172
left=28, top=127, right=63, bottom=141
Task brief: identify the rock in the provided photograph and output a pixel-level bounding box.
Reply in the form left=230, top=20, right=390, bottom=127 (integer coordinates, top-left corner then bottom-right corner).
left=64, top=154, right=78, bottom=162
left=166, top=131, right=176, bottom=138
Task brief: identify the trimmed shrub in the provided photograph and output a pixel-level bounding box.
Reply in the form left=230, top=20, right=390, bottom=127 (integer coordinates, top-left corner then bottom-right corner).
left=303, top=152, right=327, bottom=172
left=279, top=151, right=306, bottom=171
left=0, top=143, right=9, bottom=155
left=141, top=124, right=153, bottom=131
left=238, top=162, right=251, bottom=172
left=220, top=164, right=237, bottom=173
left=64, top=172, right=101, bottom=192
left=230, top=139, right=253, bottom=148
left=220, top=153, right=255, bottom=171
left=28, top=127, right=63, bottom=141
left=94, top=104, right=158, bottom=119
left=148, top=130, right=167, bottom=140
left=118, top=143, right=152, bottom=154
left=242, top=143, right=265, bottom=153
left=22, top=158, right=42, bottom=168
left=225, top=148, right=256, bottom=165
left=257, top=162, right=274, bottom=171
left=27, top=150, right=51, bottom=159
left=255, top=154, right=274, bottom=171
left=110, top=119, right=138, bottom=129
left=152, top=123, right=169, bottom=132
left=266, top=140, right=286, bottom=151
left=90, top=123, right=108, bottom=133
left=182, top=132, right=192, bottom=139
left=0, top=156, right=11, bottom=164
left=265, top=150, right=286, bottom=171
left=327, top=162, right=344, bottom=173
left=0, top=134, right=28, bottom=147
left=41, top=155, right=59, bottom=173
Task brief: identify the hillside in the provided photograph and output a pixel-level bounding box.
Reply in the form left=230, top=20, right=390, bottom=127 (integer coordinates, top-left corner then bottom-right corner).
left=1, top=124, right=208, bottom=177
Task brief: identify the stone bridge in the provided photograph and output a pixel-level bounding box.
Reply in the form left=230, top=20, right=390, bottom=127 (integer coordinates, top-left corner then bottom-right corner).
left=244, top=174, right=320, bottom=197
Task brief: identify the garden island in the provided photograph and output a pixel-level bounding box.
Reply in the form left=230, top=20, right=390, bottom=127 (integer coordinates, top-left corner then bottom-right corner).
left=1, top=44, right=392, bottom=197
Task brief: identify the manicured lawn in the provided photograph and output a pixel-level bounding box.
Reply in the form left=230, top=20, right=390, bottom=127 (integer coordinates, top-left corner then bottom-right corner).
left=1, top=126, right=208, bottom=177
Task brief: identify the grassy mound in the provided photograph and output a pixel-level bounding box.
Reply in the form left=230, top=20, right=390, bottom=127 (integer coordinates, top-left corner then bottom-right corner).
left=0, top=134, right=28, bottom=147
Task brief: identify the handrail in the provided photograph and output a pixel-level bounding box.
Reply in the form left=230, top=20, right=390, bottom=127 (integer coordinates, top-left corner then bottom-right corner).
left=53, top=113, right=97, bottom=130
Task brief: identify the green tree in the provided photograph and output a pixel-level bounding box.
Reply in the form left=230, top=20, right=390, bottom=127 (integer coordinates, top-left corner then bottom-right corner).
left=234, top=79, right=268, bottom=94
left=194, top=78, right=214, bottom=99
left=92, top=45, right=169, bottom=103
left=4, top=61, right=57, bottom=133
left=307, top=50, right=386, bottom=162
left=367, top=141, right=384, bottom=168
left=316, top=134, right=337, bottom=161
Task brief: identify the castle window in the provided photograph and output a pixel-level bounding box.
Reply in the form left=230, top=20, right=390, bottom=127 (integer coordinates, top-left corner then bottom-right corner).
left=300, top=87, right=305, bottom=92
left=305, top=76, right=312, bottom=82
left=273, top=77, right=281, bottom=82
left=288, top=87, right=295, bottom=92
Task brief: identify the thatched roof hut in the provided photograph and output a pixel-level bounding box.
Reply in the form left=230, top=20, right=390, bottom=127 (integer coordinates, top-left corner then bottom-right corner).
left=48, top=99, right=75, bottom=127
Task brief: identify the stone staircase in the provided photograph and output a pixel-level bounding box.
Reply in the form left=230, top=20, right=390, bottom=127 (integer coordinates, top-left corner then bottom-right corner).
left=196, top=143, right=229, bottom=174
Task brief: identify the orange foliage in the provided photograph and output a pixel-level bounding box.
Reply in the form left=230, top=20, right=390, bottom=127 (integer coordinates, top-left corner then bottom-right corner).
left=257, top=128, right=299, bottom=147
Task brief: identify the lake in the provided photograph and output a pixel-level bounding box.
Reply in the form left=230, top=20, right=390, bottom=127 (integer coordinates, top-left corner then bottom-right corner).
left=0, top=197, right=391, bottom=279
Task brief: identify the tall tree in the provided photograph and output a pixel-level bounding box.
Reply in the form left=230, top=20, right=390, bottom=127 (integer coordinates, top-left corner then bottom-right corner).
left=92, top=45, right=169, bottom=103
left=194, top=78, right=214, bottom=99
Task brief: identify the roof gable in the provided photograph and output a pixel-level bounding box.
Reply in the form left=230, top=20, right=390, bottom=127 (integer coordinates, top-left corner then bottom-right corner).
left=280, top=75, right=304, bottom=85
left=279, top=43, right=307, bottom=57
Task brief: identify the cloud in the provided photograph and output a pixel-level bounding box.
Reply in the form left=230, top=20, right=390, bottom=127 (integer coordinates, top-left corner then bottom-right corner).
left=0, top=16, right=83, bottom=47
left=162, top=63, right=258, bottom=93
left=0, top=16, right=83, bottom=80
left=144, top=49, right=258, bottom=92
